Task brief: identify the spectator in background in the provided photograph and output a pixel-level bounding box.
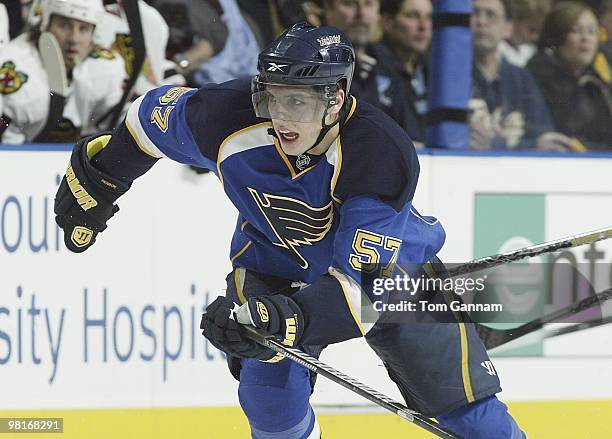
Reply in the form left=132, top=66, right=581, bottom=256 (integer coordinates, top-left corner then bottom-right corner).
left=380, top=0, right=432, bottom=144
left=237, top=0, right=308, bottom=45
left=600, top=0, right=612, bottom=57
left=499, top=0, right=552, bottom=67
left=0, top=0, right=127, bottom=143
left=469, top=0, right=572, bottom=150
left=323, top=0, right=412, bottom=133
left=1, top=0, right=23, bottom=40
left=152, top=0, right=228, bottom=84
left=191, top=0, right=260, bottom=86
left=527, top=1, right=612, bottom=151
left=0, top=3, right=8, bottom=47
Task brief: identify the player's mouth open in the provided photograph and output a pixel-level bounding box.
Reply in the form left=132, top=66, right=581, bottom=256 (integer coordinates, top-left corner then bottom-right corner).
left=278, top=129, right=299, bottom=143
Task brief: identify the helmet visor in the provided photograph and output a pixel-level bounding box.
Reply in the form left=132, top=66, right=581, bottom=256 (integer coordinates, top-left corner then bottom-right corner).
left=252, top=80, right=329, bottom=123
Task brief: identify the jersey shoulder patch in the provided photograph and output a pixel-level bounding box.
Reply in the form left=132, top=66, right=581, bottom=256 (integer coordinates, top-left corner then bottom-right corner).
left=88, top=46, right=116, bottom=60
left=332, top=99, right=420, bottom=211
left=0, top=61, right=29, bottom=95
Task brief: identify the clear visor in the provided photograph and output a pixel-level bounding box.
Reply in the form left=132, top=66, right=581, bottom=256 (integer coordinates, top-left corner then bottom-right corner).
left=252, top=81, right=330, bottom=123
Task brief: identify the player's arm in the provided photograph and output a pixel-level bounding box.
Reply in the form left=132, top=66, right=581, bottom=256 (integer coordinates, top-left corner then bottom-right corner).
left=54, top=85, right=216, bottom=252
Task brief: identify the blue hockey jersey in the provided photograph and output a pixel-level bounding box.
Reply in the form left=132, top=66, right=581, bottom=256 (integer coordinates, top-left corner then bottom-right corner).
left=118, top=78, right=446, bottom=345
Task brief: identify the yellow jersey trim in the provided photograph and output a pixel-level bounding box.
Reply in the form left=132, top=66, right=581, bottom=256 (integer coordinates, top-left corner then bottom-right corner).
left=329, top=269, right=366, bottom=336
left=330, top=137, right=343, bottom=204
left=230, top=241, right=252, bottom=265
left=125, top=119, right=162, bottom=158
left=234, top=267, right=247, bottom=304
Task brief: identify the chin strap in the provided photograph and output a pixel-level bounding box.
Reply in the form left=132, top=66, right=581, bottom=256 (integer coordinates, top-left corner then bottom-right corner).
left=305, top=95, right=352, bottom=154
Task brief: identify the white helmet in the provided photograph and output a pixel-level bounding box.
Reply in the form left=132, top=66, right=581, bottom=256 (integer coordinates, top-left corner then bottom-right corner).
left=40, top=0, right=105, bottom=30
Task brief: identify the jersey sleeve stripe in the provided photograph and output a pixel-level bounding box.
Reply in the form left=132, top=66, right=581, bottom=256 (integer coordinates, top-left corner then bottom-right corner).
left=217, top=122, right=274, bottom=185
left=328, top=267, right=374, bottom=335
left=125, top=95, right=166, bottom=159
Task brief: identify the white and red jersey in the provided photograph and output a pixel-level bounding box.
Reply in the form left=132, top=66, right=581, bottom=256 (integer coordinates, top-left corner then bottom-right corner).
left=0, top=34, right=127, bottom=143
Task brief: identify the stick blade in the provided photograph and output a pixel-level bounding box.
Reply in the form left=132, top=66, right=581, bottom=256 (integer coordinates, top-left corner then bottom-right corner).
left=38, top=31, right=68, bottom=97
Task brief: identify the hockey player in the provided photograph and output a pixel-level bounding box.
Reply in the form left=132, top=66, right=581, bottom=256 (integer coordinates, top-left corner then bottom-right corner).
left=53, top=23, right=526, bottom=439
left=0, top=0, right=126, bottom=143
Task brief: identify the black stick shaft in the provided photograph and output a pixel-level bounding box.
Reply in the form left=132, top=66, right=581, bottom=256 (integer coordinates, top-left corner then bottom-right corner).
left=479, top=288, right=612, bottom=349
left=546, top=314, right=612, bottom=339
left=242, top=325, right=462, bottom=439
left=449, top=227, right=612, bottom=278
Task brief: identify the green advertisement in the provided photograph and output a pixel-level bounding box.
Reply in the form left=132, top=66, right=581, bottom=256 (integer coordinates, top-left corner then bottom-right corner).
left=474, top=194, right=547, bottom=356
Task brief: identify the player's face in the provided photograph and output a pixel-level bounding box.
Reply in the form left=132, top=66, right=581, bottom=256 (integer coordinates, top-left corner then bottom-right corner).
left=383, top=0, right=432, bottom=55
left=267, top=86, right=344, bottom=155
left=48, top=15, right=95, bottom=69
left=558, top=11, right=599, bottom=74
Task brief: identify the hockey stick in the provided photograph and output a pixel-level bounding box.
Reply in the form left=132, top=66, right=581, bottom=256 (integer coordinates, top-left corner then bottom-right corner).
left=34, top=31, right=68, bottom=141
left=241, top=325, right=462, bottom=439
left=106, top=0, right=145, bottom=130
left=448, top=226, right=612, bottom=278
left=476, top=287, right=612, bottom=349
left=545, top=314, right=612, bottom=339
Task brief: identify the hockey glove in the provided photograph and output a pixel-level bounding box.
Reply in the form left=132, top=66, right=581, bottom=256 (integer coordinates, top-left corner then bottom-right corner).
left=200, top=295, right=305, bottom=362
left=200, top=296, right=273, bottom=360
left=54, top=134, right=130, bottom=252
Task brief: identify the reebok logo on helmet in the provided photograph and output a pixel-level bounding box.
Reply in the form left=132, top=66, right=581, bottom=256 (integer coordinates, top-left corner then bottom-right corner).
left=267, top=62, right=288, bottom=72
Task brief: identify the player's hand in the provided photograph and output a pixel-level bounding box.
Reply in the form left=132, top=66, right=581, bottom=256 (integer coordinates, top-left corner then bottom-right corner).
left=236, top=295, right=305, bottom=349
left=200, top=296, right=275, bottom=360
left=54, top=135, right=130, bottom=252
left=200, top=295, right=305, bottom=361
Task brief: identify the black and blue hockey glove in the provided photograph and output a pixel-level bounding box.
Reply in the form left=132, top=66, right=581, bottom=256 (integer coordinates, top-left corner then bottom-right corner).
left=200, top=295, right=305, bottom=362
left=54, top=134, right=130, bottom=252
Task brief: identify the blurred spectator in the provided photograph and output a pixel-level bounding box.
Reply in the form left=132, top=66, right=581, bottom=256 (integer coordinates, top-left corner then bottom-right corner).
left=527, top=1, right=612, bottom=150
left=470, top=0, right=572, bottom=150
left=323, top=0, right=412, bottom=132
left=0, top=3, right=8, bottom=47
left=1, top=0, right=22, bottom=39
left=499, top=0, right=552, bottom=67
left=0, top=0, right=127, bottom=143
left=151, top=0, right=228, bottom=82
left=380, top=0, right=432, bottom=143
left=191, top=0, right=260, bottom=86
left=600, top=0, right=612, bottom=57
left=95, top=0, right=185, bottom=101
left=237, top=0, right=308, bottom=44
left=602, top=0, right=612, bottom=36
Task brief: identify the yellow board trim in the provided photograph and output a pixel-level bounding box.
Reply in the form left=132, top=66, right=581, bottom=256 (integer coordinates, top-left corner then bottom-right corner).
left=125, top=119, right=162, bottom=158
left=3, top=400, right=611, bottom=438
left=329, top=269, right=365, bottom=336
